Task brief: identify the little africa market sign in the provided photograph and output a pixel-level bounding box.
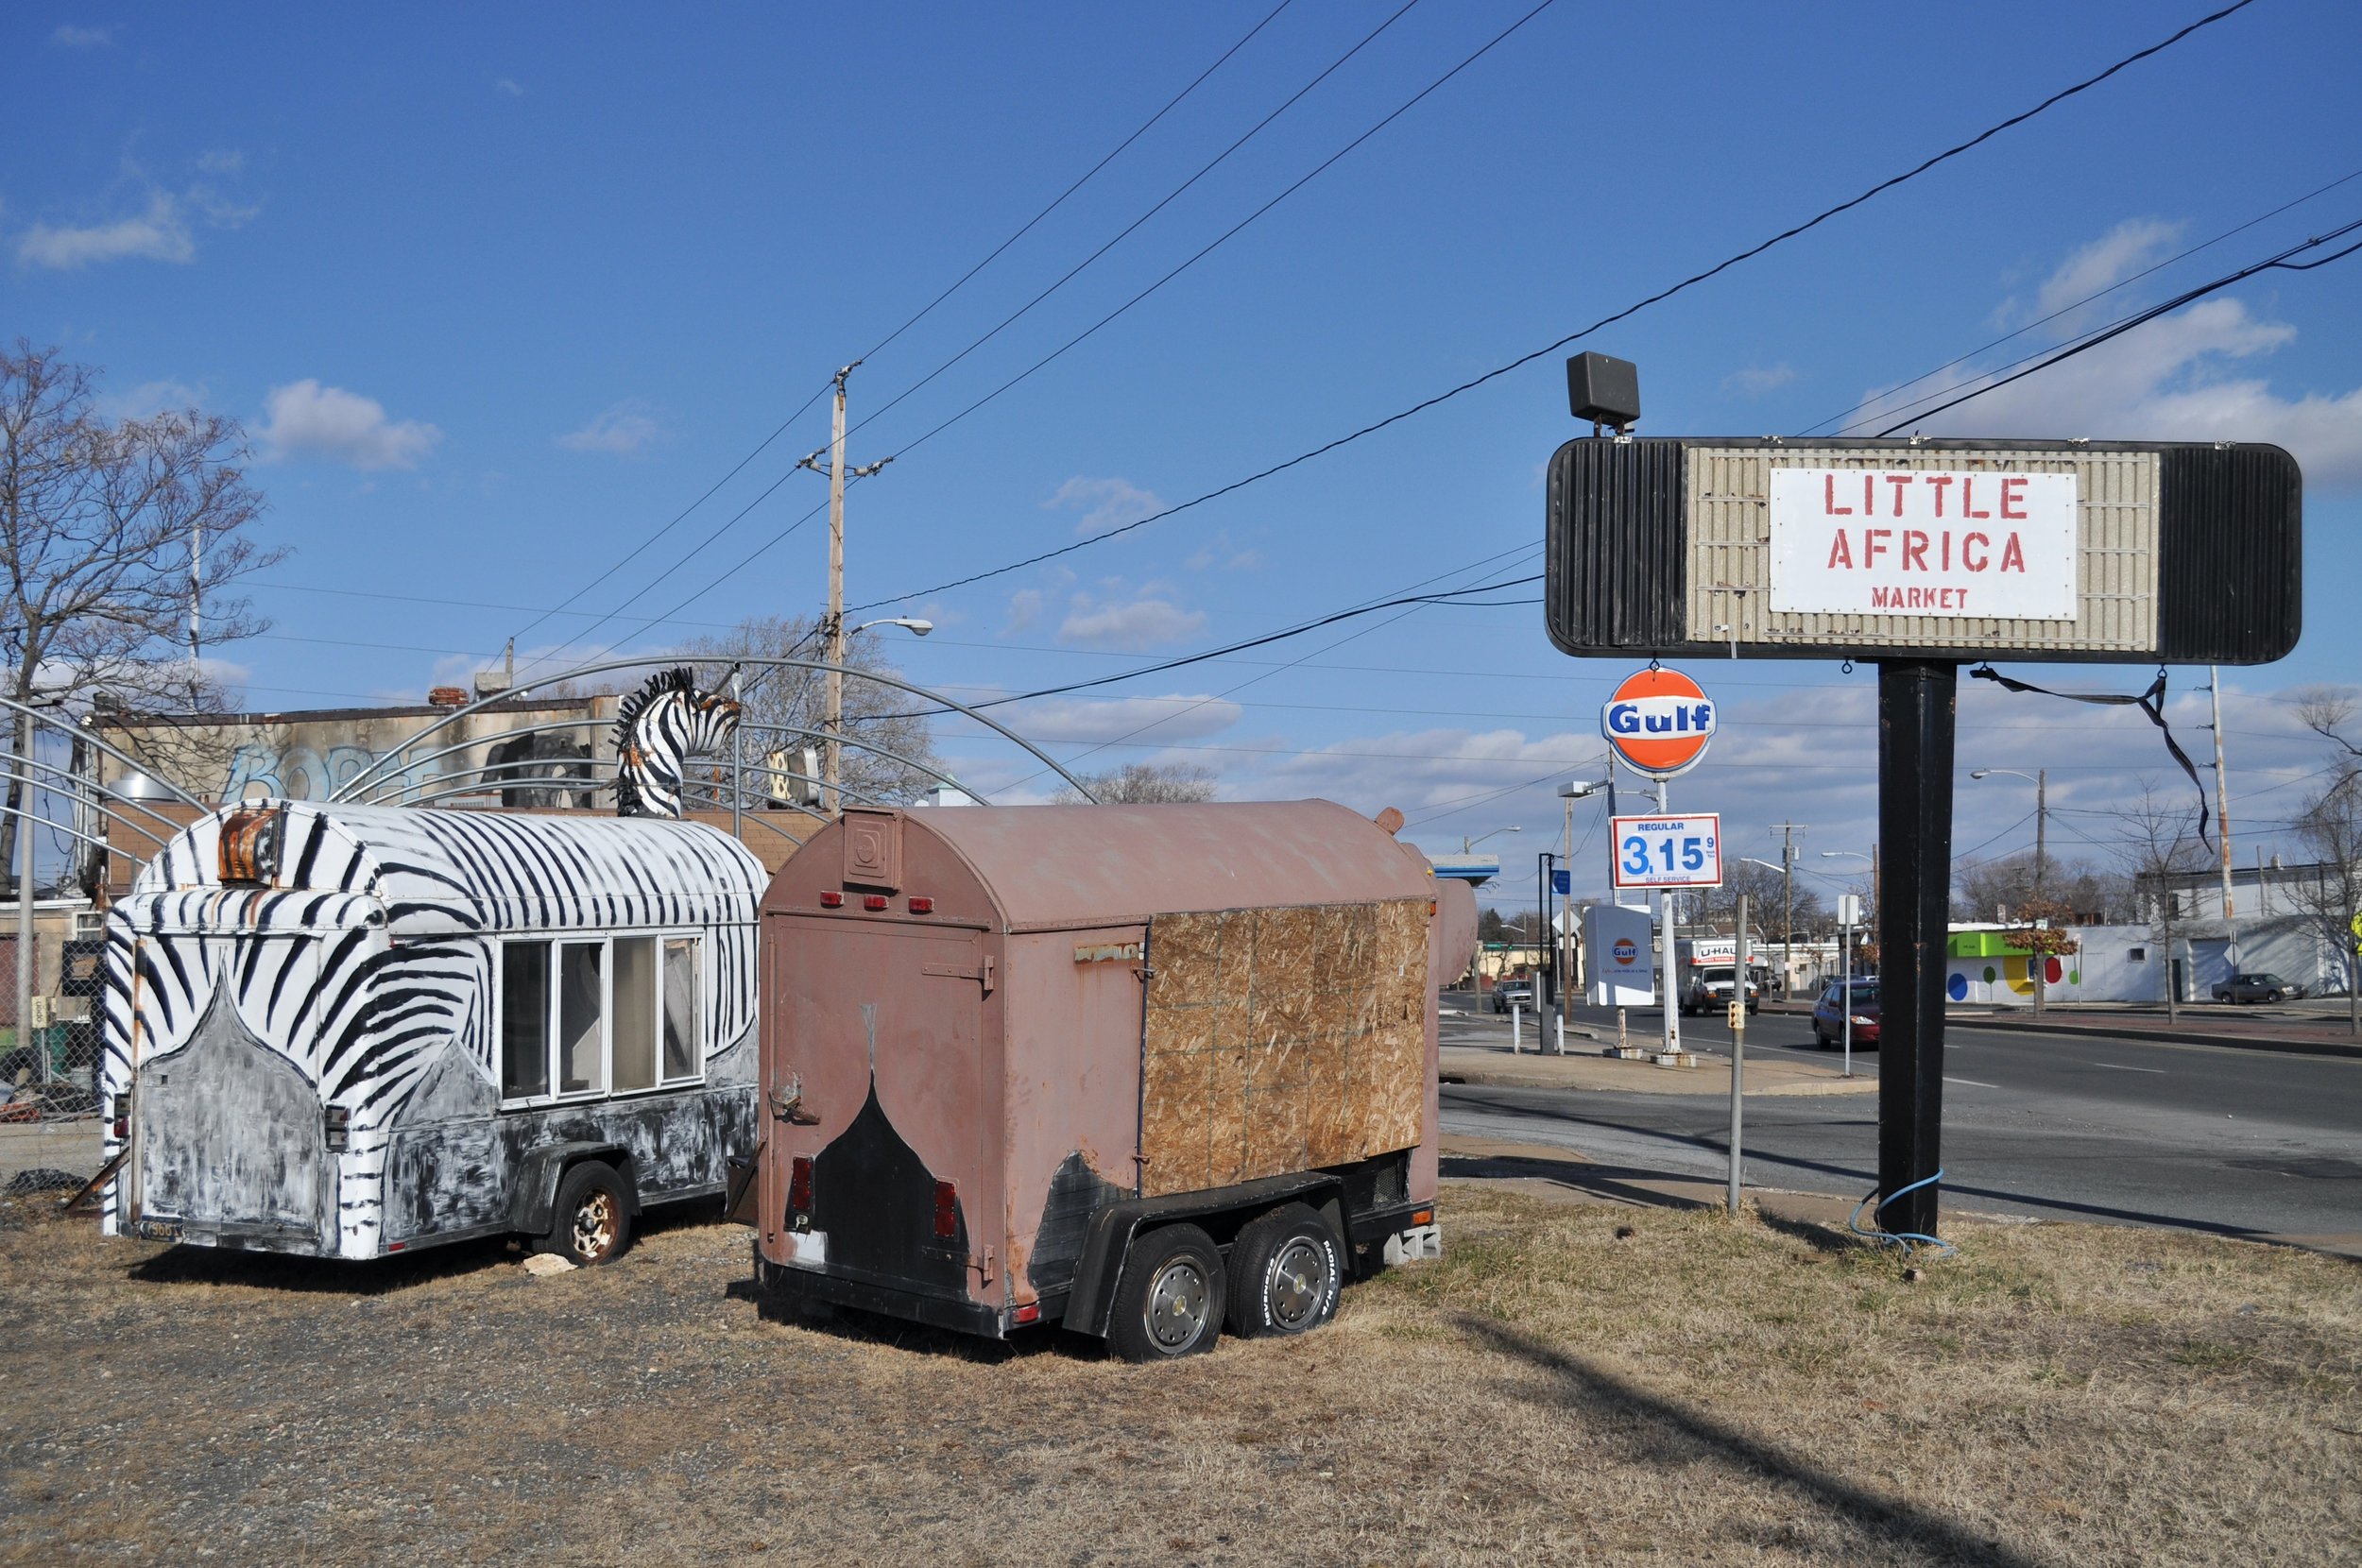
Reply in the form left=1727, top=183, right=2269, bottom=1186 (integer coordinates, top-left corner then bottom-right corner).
left=1768, top=469, right=2078, bottom=620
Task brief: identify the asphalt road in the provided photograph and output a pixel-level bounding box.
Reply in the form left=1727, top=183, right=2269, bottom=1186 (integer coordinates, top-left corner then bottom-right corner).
left=1439, top=997, right=2362, bottom=1249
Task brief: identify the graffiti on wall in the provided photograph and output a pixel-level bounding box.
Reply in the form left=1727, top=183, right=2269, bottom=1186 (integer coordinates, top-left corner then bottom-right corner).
left=220, top=743, right=382, bottom=804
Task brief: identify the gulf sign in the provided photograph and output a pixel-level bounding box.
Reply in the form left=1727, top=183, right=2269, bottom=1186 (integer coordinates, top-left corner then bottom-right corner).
left=1544, top=437, right=2300, bottom=665
left=1601, top=666, right=1714, bottom=779
left=1609, top=935, right=1641, bottom=970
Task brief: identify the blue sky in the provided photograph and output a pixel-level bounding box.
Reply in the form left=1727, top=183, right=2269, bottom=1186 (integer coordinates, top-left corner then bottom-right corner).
left=10, top=0, right=2360, bottom=909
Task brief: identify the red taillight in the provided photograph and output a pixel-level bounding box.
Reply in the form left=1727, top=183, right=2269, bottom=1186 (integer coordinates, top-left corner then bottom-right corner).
left=933, top=1179, right=957, bottom=1238
left=908, top=895, right=934, bottom=914
left=112, top=1116, right=128, bottom=1140
left=789, top=1156, right=813, bottom=1212
left=819, top=891, right=844, bottom=908
left=1013, top=1303, right=1041, bottom=1325
left=863, top=894, right=888, bottom=912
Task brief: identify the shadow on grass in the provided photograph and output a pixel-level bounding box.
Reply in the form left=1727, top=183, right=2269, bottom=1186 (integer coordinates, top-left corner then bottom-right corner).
left=1460, top=1314, right=2045, bottom=1568
left=126, top=1195, right=727, bottom=1295
left=1753, top=1208, right=1866, bottom=1258
left=727, top=1274, right=1083, bottom=1365
left=1441, top=1152, right=1718, bottom=1214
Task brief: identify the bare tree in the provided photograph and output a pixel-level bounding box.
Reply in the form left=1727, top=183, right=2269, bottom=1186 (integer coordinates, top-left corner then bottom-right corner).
left=1, top=342, right=277, bottom=892
left=676, top=614, right=942, bottom=806
left=2288, top=770, right=2362, bottom=1036
left=1053, top=760, right=1218, bottom=804
left=2113, top=783, right=2209, bottom=1021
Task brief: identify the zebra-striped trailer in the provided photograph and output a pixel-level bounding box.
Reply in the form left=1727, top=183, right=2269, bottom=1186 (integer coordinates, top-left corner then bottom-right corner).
left=99, top=800, right=765, bottom=1264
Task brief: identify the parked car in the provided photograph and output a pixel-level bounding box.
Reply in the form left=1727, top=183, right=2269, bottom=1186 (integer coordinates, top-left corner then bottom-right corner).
left=1811, top=980, right=1880, bottom=1049
left=1490, top=980, right=1535, bottom=1014
left=2213, top=972, right=2306, bottom=1004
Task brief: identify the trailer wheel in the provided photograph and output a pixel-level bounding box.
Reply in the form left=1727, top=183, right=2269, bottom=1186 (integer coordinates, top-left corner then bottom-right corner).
left=1107, top=1223, right=1225, bottom=1362
left=1227, top=1203, right=1342, bottom=1338
left=544, top=1160, right=633, bottom=1266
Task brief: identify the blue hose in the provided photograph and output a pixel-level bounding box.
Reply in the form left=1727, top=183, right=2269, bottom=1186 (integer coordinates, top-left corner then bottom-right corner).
left=1847, top=1168, right=1958, bottom=1260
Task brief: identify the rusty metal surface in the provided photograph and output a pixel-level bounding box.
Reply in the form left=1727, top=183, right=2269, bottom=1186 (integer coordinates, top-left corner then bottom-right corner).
left=882, top=801, right=1437, bottom=934
left=1137, top=899, right=1428, bottom=1200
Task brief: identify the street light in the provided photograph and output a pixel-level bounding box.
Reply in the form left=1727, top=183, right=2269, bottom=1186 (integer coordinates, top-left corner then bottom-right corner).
left=1463, top=825, right=1521, bottom=853
left=1970, top=767, right=2052, bottom=1014
left=1967, top=768, right=2046, bottom=908
left=821, top=618, right=933, bottom=812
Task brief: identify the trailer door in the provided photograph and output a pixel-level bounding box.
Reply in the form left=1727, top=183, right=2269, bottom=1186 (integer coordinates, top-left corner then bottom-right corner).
left=763, top=915, right=1000, bottom=1306
left=131, top=933, right=337, bottom=1248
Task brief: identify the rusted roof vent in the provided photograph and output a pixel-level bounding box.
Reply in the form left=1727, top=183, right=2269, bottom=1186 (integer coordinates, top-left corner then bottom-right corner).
left=427, top=686, right=470, bottom=708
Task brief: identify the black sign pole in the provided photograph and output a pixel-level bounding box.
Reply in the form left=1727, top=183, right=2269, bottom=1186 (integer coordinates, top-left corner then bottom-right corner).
left=1875, top=659, right=1958, bottom=1238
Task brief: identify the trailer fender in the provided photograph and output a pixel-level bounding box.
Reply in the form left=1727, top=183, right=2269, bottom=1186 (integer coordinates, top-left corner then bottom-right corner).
left=510, top=1142, right=640, bottom=1236
left=1066, top=1171, right=1343, bottom=1340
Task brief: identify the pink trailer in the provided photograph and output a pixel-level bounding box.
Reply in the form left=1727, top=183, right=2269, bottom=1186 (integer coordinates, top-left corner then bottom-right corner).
left=747, top=800, right=1459, bottom=1359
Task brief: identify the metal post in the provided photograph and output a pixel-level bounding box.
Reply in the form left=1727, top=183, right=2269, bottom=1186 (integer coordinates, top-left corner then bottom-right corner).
left=1511, top=1002, right=1522, bottom=1055
left=729, top=665, right=745, bottom=844
left=1727, top=894, right=1749, bottom=1213
left=1840, top=913, right=1854, bottom=1079
left=1876, top=660, right=1958, bottom=1239
left=12, top=712, right=36, bottom=1081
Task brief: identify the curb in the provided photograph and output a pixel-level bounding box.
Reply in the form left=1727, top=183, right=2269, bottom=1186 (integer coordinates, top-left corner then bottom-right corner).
left=1945, top=1014, right=2362, bottom=1061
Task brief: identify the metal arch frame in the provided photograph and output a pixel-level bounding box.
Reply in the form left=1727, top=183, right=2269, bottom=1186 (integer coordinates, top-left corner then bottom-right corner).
left=0, top=695, right=209, bottom=809
left=344, top=717, right=612, bottom=806
left=0, top=757, right=180, bottom=848
left=330, top=655, right=1098, bottom=804
left=0, top=799, right=122, bottom=861
left=390, top=765, right=889, bottom=814
left=731, top=719, right=984, bottom=805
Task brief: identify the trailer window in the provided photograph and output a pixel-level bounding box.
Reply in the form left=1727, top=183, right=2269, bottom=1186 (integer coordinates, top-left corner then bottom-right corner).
left=557, top=942, right=606, bottom=1095
left=501, top=942, right=551, bottom=1099
left=611, top=936, right=659, bottom=1093
left=661, top=938, right=700, bottom=1082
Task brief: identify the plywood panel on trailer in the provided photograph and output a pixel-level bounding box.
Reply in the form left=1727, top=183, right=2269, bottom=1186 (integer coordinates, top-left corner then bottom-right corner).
left=1138, top=898, right=1427, bottom=1199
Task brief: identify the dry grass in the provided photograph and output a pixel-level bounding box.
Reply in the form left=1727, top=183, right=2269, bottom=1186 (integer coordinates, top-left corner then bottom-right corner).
left=0, top=1186, right=2355, bottom=1566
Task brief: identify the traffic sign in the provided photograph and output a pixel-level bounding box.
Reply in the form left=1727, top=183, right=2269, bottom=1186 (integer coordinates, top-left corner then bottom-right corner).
left=1601, top=666, right=1716, bottom=779
left=1551, top=868, right=1571, bottom=895
left=1611, top=813, right=1722, bottom=890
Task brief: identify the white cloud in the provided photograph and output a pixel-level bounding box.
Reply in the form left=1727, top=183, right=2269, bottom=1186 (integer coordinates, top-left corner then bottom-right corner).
left=556, top=401, right=664, bottom=455
left=494, top=77, right=525, bottom=97
left=1058, top=588, right=1206, bottom=649
left=1723, top=364, right=1796, bottom=397
left=259, top=380, right=442, bottom=470
left=50, top=24, right=113, bottom=47
left=14, top=162, right=259, bottom=270
left=2036, top=218, right=2182, bottom=319
left=17, top=189, right=191, bottom=268
left=1186, top=530, right=1260, bottom=571
left=1009, top=694, right=1243, bottom=743
left=195, top=149, right=245, bottom=176
left=1046, top=475, right=1162, bottom=536
left=99, top=379, right=206, bottom=420
left=1850, top=218, right=2362, bottom=487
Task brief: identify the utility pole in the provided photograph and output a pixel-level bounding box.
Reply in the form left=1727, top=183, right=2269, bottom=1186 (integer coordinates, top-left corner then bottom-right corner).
left=800, top=363, right=892, bottom=815
left=1728, top=893, right=1748, bottom=1214
left=2209, top=667, right=2239, bottom=971
left=2032, top=768, right=2048, bottom=1019
left=1770, top=822, right=1805, bottom=1001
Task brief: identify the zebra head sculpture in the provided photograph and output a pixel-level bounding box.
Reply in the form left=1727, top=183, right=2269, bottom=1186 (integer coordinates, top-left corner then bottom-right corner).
left=613, top=667, right=741, bottom=819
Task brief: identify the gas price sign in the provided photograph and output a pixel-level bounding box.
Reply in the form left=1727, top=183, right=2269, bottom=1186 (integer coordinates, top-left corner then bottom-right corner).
left=1611, top=814, right=1723, bottom=890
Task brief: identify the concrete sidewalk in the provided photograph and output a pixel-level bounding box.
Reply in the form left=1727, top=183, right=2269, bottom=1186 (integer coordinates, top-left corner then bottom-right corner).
left=1441, top=1040, right=1875, bottom=1096
left=1753, top=997, right=2362, bottom=1059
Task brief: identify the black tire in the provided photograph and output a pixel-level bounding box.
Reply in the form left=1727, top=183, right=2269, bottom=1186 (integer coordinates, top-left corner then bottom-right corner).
left=1227, top=1203, right=1344, bottom=1339
left=542, top=1160, right=633, bottom=1266
left=1813, top=1027, right=1831, bottom=1050
left=1106, top=1223, right=1225, bottom=1362
left=2268, top=990, right=2284, bottom=1003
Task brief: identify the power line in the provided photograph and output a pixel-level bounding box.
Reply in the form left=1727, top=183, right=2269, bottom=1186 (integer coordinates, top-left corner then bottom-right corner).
left=846, top=0, right=2262, bottom=613
left=1799, top=162, right=2362, bottom=437
left=847, top=0, right=1423, bottom=440
left=499, top=2, right=1294, bottom=673
left=1873, top=215, right=2362, bottom=435
left=853, top=0, right=1298, bottom=367
left=650, top=0, right=1554, bottom=631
